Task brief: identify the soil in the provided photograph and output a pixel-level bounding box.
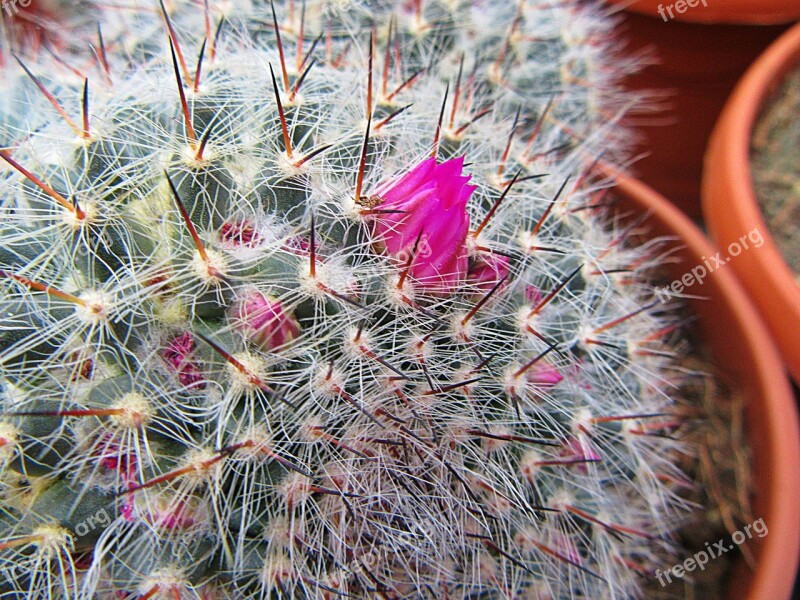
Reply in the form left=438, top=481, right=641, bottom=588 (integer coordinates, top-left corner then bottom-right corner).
left=643, top=348, right=753, bottom=600
left=615, top=228, right=754, bottom=599
left=751, top=63, right=800, bottom=281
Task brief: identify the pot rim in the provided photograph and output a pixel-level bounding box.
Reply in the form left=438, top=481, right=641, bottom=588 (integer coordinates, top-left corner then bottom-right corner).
left=607, top=0, right=800, bottom=24
left=703, top=21, right=800, bottom=383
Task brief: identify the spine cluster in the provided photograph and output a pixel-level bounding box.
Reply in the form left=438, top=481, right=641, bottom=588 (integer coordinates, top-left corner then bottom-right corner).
left=0, top=1, right=691, bottom=598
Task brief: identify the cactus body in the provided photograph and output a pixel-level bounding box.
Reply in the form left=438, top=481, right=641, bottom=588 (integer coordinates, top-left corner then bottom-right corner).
left=0, top=2, right=692, bottom=598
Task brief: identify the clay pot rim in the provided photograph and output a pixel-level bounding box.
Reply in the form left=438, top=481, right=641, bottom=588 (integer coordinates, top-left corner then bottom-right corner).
left=703, top=21, right=800, bottom=383
left=706, top=21, right=800, bottom=299
left=607, top=0, right=800, bottom=24
left=612, top=171, right=800, bottom=600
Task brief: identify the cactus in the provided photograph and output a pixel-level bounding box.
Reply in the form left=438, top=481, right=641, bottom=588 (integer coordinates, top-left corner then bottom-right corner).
left=0, top=1, right=694, bottom=598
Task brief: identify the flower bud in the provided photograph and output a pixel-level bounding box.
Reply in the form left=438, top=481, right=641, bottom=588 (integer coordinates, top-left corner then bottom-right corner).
left=162, top=332, right=206, bottom=389
left=232, top=291, right=300, bottom=351
left=467, top=252, right=510, bottom=294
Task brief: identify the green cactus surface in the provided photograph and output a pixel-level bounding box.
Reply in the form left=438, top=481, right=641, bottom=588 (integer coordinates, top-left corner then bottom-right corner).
left=0, top=2, right=696, bottom=598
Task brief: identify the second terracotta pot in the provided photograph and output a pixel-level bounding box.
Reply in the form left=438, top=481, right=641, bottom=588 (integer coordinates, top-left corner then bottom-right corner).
left=609, top=2, right=792, bottom=216
left=702, top=21, right=800, bottom=384
left=614, top=0, right=800, bottom=24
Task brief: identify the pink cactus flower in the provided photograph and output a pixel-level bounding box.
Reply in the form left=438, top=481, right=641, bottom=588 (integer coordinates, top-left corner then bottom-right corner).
left=370, top=156, right=475, bottom=292
left=232, top=291, right=300, bottom=351
left=467, top=251, right=510, bottom=293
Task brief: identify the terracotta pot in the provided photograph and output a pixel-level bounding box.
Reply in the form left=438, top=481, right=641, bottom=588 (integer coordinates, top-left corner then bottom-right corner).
left=608, top=5, right=791, bottom=217
left=612, top=0, right=800, bottom=24
left=613, top=172, right=800, bottom=600
left=702, top=21, right=800, bottom=385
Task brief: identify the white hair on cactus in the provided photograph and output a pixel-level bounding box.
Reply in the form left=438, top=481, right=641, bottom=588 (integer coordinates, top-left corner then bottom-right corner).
left=0, top=2, right=693, bottom=599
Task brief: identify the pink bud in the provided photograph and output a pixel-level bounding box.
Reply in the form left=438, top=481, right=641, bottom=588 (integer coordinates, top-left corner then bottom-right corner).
left=525, top=361, right=563, bottom=387
left=467, top=252, right=510, bottom=293
left=561, top=435, right=601, bottom=474
left=562, top=436, right=600, bottom=461
left=283, top=236, right=311, bottom=256
left=548, top=530, right=582, bottom=564
left=525, top=285, right=543, bottom=305
left=219, top=219, right=260, bottom=247
left=153, top=499, right=198, bottom=531
left=370, top=157, right=475, bottom=293
left=127, top=496, right=203, bottom=532
left=162, top=332, right=206, bottom=389
left=93, top=432, right=137, bottom=484
left=120, top=499, right=135, bottom=522
left=232, top=291, right=300, bottom=351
